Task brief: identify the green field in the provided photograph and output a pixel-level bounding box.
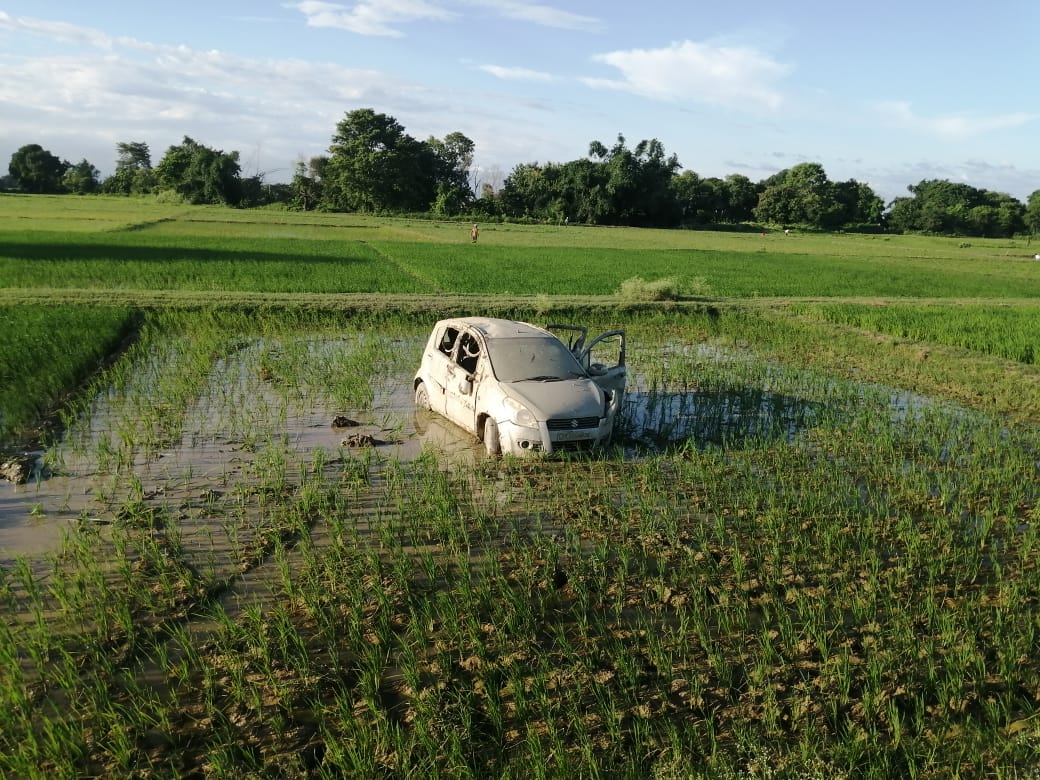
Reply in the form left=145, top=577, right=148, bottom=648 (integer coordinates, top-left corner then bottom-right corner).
left=3, top=194, right=1040, bottom=299
left=2, top=194, right=1040, bottom=778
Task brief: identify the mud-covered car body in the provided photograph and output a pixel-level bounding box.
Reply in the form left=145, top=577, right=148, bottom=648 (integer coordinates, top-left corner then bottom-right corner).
left=414, top=317, right=626, bottom=456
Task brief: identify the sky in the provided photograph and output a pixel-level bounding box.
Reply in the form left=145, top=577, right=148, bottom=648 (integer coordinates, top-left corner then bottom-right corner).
left=1, top=1, right=1038, bottom=204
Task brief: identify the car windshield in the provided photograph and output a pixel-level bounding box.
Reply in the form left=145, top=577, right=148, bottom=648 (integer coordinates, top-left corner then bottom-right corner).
left=485, top=336, right=586, bottom=382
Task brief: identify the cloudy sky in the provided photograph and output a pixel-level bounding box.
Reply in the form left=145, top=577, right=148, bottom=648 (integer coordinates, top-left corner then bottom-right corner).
left=1, top=1, right=1038, bottom=203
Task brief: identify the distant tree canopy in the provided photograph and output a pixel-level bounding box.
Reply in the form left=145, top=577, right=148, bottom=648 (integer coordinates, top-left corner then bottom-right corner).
left=8, top=109, right=1038, bottom=237
left=323, top=109, right=436, bottom=212
left=62, top=159, right=101, bottom=195
left=1026, top=190, right=1040, bottom=237
left=293, top=109, right=476, bottom=215
left=154, top=137, right=243, bottom=206
left=100, top=141, right=154, bottom=195
left=887, top=180, right=1026, bottom=238
left=750, top=163, right=886, bottom=230
left=8, top=144, right=68, bottom=194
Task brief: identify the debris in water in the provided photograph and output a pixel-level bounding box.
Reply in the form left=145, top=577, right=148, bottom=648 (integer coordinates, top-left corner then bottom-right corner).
left=341, top=432, right=379, bottom=448
left=1, top=454, right=36, bottom=484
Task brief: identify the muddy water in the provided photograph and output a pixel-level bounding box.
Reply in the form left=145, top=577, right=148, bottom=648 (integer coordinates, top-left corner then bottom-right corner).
left=0, top=376, right=801, bottom=562
left=0, top=372, right=481, bottom=565
left=0, top=333, right=918, bottom=564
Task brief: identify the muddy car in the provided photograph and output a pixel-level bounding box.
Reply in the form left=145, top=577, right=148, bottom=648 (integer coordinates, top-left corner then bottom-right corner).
left=414, top=317, right=626, bottom=456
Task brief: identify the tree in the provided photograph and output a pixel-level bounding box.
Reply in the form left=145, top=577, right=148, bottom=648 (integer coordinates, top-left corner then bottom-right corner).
left=427, top=132, right=476, bottom=216
left=8, top=144, right=68, bottom=193
left=556, top=158, right=610, bottom=224
left=429, top=133, right=474, bottom=188
left=754, top=163, right=881, bottom=229
left=324, top=109, right=436, bottom=212
left=102, top=141, right=154, bottom=194
left=499, top=163, right=560, bottom=221
left=888, top=179, right=1024, bottom=237
left=62, top=159, right=100, bottom=194
left=289, top=157, right=326, bottom=211
left=154, top=137, right=243, bottom=205
left=116, top=141, right=152, bottom=172
left=830, top=179, right=884, bottom=227
left=723, top=174, right=759, bottom=223
left=587, top=135, right=681, bottom=226
left=886, top=195, right=919, bottom=234
left=671, top=171, right=733, bottom=225
left=912, top=180, right=978, bottom=233
left=1026, top=190, right=1040, bottom=237
left=754, top=180, right=802, bottom=226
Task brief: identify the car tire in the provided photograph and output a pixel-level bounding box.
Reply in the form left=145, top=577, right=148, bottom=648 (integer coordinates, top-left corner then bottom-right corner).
left=483, top=417, right=501, bottom=456
left=414, top=382, right=431, bottom=410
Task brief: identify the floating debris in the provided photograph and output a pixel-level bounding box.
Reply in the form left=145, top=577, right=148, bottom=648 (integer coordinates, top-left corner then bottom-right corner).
left=1, top=454, right=36, bottom=484
left=341, top=432, right=380, bottom=448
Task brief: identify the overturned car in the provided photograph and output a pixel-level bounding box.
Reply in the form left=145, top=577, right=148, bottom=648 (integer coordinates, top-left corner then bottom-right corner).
left=414, top=317, right=626, bottom=456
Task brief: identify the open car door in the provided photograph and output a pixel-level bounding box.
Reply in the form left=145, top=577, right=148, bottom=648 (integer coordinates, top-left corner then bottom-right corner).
left=548, top=323, right=627, bottom=395
left=581, top=330, right=627, bottom=395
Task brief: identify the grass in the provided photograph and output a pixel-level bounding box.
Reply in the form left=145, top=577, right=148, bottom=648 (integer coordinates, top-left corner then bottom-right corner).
left=798, top=302, right=1040, bottom=364
left=4, top=195, right=1040, bottom=299
left=2, top=195, right=1040, bottom=777
left=0, top=304, right=137, bottom=443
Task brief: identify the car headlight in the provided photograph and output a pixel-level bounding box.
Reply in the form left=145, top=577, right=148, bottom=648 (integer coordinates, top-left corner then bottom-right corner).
left=502, top=396, right=536, bottom=427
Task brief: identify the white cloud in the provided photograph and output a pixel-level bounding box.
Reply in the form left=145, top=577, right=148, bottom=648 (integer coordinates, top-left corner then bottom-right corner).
left=0, top=13, right=561, bottom=181
left=478, top=64, right=554, bottom=81
left=287, top=0, right=455, bottom=37
left=877, top=101, right=1036, bottom=139
left=464, top=0, right=603, bottom=32
left=0, top=19, right=418, bottom=177
left=0, top=11, right=115, bottom=49
left=583, top=40, right=791, bottom=111
left=285, top=0, right=602, bottom=36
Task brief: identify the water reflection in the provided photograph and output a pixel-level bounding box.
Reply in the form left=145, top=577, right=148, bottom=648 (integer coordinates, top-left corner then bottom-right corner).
left=618, top=387, right=822, bottom=451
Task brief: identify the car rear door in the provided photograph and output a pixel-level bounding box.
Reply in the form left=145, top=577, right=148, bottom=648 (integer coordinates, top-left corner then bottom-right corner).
left=443, top=329, right=481, bottom=434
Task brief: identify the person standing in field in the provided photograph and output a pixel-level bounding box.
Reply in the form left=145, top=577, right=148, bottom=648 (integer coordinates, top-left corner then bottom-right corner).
left=471, top=223, right=479, bottom=243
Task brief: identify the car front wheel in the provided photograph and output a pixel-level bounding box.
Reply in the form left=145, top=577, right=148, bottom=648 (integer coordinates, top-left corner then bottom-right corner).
left=483, top=417, right=501, bottom=456
left=414, top=382, right=431, bottom=410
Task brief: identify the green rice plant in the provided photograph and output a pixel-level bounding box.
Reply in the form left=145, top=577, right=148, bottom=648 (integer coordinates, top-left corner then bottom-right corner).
left=5, top=198, right=1040, bottom=302
left=4, top=299, right=1040, bottom=775
left=0, top=304, right=136, bottom=444
left=804, top=302, right=1040, bottom=364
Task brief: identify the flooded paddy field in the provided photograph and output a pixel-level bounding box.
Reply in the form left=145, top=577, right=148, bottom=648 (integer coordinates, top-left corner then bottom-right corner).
left=2, top=312, right=1040, bottom=778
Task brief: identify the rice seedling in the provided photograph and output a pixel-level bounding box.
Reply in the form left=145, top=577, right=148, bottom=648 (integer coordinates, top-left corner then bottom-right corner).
left=0, top=304, right=136, bottom=443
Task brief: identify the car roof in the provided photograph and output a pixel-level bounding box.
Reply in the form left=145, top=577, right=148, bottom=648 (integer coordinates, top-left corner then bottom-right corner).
left=435, top=317, right=555, bottom=340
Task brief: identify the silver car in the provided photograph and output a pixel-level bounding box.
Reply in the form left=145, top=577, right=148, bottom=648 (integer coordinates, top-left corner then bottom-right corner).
left=413, top=317, right=627, bottom=456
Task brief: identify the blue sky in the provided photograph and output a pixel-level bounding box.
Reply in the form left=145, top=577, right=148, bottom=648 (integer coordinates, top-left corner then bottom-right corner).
left=1, top=1, right=1038, bottom=203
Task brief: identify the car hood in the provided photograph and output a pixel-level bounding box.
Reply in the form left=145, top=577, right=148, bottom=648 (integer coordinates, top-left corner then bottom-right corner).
left=501, top=378, right=605, bottom=420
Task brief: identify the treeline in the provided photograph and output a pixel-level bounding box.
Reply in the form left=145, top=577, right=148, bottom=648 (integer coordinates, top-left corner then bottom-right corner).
left=5, top=108, right=1040, bottom=237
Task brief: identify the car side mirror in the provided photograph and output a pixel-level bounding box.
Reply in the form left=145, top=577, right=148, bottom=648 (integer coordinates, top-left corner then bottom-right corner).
left=459, top=378, right=473, bottom=395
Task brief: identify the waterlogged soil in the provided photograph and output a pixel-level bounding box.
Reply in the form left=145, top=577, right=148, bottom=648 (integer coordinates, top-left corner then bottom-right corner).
left=0, top=333, right=944, bottom=570
left=0, top=383, right=420, bottom=563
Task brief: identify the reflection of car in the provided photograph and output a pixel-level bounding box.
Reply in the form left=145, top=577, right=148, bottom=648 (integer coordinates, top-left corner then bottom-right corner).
left=414, top=317, right=627, bottom=456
